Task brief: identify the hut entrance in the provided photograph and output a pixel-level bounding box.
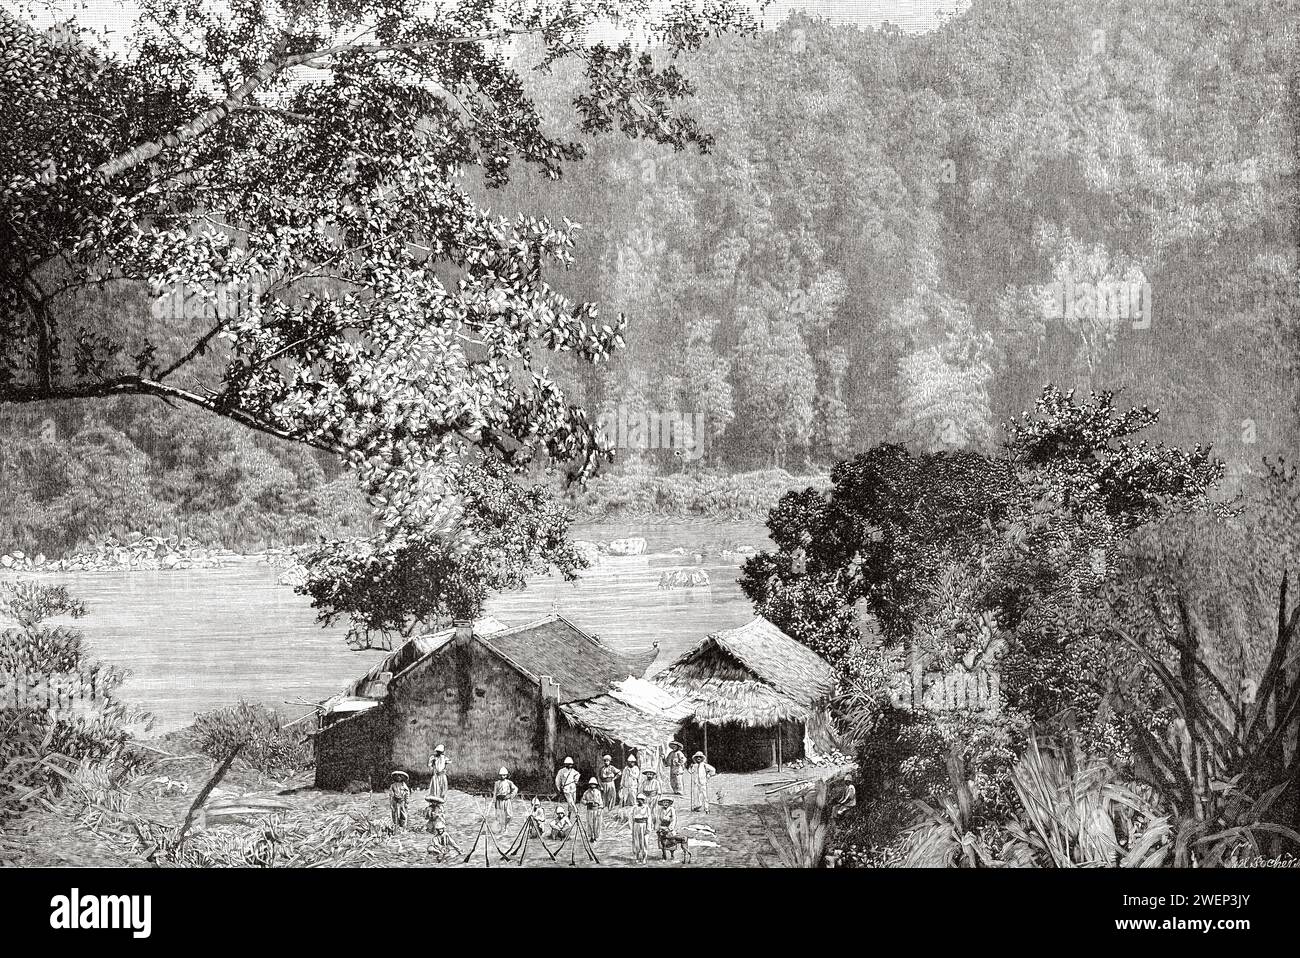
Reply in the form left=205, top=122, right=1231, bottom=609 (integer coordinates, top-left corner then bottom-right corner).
left=677, top=718, right=805, bottom=773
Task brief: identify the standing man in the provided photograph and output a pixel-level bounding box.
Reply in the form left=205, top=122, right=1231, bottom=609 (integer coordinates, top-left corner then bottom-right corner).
left=493, top=767, right=519, bottom=832
left=427, top=744, right=449, bottom=800
left=655, top=795, right=676, bottom=842
left=665, top=741, right=687, bottom=795
left=688, top=751, right=717, bottom=812
left=555, top=756, right=581, bottom=807
left=581, top=777, right=604, bottom=839
left=639, top=768, right=661, bottom=818
left=388, top=771, right=411, bottom=829
left=620, top=751, right=642, bottom=808
left=598, top=754, right=621, bottom=811
left=630, top=795, right=650, bottom=863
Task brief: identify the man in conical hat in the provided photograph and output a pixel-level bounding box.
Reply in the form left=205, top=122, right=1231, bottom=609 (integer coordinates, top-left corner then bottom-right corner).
left=666, top=740, right=687, bottom=794
left=554, top=756, right=580, bottom=806
left=423, top=794, right=446, bottom=833
left=655, top=797, right=678, bottom=845
left=388, top=771, right=411, bottom=828
left=639, top=767, right=660, bottom=813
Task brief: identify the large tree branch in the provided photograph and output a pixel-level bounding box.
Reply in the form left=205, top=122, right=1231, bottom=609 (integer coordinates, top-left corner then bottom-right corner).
left=0, top=376, right=346, bottom=456
left=95, top=26, right=539, bottom=183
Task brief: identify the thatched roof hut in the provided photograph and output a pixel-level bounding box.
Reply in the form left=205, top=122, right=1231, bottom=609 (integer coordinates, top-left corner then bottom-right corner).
left=654, top=616, right=836, bottom=725
left=653, top=617, right=838, bottom=770
left=560, top=677, right=696, bottom=769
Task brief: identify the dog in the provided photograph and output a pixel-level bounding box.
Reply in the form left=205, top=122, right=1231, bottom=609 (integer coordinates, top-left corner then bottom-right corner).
left=657, top=830, right=692, bottom=862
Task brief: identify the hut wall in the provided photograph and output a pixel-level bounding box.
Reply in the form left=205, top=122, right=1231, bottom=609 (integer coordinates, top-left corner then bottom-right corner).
left=314, top=703, right=393, bottom=790
left=551, top=719, right=613, bottom=788
left=389, top=639, right=549, bottom=790
left=678, top=718, right=806, bottom=772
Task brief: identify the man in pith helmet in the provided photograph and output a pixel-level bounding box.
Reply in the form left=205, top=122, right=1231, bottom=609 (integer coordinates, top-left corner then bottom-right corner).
left=554, top=756, right=581, bottom=806
left=493, top=766, right=519, bottom=831
left=689, top=751, right=717, bottom=812
left=620, top=751, right=642, bottom=807
left=427, top=812, right=462, bottom=861
left=545, top=804, right=573, bottom=841
left=525, top=796, right=548, bottom=838
left=427, top=744, right=449, bottom=800
left=598, top=754, right=621, bottom=810
left=580, top=776, right=604, bottom=839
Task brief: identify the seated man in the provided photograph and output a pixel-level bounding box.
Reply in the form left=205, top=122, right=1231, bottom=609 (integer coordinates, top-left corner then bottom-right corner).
left=545, top=805, right=574, bottom=841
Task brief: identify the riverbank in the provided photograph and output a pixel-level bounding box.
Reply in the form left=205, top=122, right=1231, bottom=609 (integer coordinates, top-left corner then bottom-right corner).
left=0, top=470, right=820, bottom=571
left=566, top=468, right=828, bottom=522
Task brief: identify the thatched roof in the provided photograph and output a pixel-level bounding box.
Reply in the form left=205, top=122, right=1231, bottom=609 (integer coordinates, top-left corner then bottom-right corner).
left=654, top=617, right=836, bottom=726
left=560, top=678, right=695, bottom=751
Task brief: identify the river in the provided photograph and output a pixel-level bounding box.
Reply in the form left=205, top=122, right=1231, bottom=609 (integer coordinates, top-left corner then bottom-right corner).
left=28, top=521, right=770, bottom=731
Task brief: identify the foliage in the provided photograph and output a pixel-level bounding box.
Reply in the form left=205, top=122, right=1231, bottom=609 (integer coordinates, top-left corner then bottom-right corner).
left=300, top=457, right=587, bottom=647
left=900, top=749, right=999, bottom=868
left=567, top=467, right=828, bottom=522
left=1106, top=560, right=1300, bottom=865
left=743, top=387, right=1222, bottom=684
left=190, top=701, right=312, bottom=778
left=1, top=0, right=760, bottom=640
left=760, top=778, right=833, bottom=868
left=0, top=580, right=150, bottom=859
left=4, top=0, right=1294, bottom=546
left=1002, top=735, right=1171, bottom=867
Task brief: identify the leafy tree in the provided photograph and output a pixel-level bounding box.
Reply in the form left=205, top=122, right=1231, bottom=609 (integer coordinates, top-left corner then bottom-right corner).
left=742, top=387, right=1226, bottom=750
left=1, top=0, right=758, bottom=634
left=298, top=457, right=585, bottom=649
left=731, top=295, right=816, bottom=467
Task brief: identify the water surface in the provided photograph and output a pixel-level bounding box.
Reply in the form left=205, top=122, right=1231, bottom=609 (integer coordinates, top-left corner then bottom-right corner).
left=32, top=521, right=770, bottom=730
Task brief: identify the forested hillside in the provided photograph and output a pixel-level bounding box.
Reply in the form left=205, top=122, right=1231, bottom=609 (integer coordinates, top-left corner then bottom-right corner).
left=2, top=0, right=1294, bottom=553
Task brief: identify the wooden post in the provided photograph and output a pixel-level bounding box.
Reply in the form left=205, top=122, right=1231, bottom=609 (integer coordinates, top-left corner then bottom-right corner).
left=702, top=722, right=708, bottom=759
left=777, top=722, right=783, bottom=771
left=540, top=676, right=560, bottom=779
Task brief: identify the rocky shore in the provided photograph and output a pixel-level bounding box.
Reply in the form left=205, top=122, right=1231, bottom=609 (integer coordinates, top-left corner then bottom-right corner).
left=2, top=536, right=234, bottom=573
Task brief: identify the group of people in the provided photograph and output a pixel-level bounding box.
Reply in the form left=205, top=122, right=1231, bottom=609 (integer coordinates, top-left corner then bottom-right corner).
left=384, top=741, right=719, bottom=864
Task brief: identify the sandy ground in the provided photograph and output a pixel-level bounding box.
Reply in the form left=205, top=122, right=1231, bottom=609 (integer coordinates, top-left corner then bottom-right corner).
left=5, top=754, right=849, bottom=868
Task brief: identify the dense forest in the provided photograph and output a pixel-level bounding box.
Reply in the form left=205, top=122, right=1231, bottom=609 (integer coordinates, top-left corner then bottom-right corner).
left=2, top=0, right=1295, bottom=554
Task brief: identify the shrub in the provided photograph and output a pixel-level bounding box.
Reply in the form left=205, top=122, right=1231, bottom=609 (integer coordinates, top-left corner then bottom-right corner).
left=1, top=581, right=152, bottom=863
left=190, top=702, right=312, bottom=778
